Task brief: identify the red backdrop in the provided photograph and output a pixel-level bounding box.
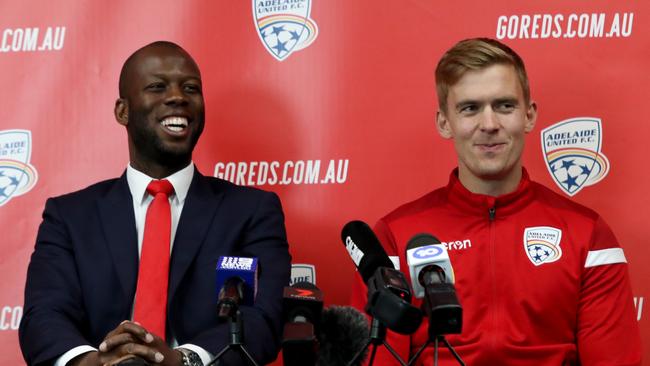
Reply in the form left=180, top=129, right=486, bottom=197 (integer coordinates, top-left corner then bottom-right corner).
left=0, top=0, right=646, bottom=364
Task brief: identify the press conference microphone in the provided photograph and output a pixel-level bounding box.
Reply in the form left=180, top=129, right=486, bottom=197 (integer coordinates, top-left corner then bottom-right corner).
left=215, top=256, right=258, bottom=320
left=217, top=277, right=245, bottom=319
left=316, top=306, right=369, bottom=366
left=341, top=220, right=395, bottom=283
left=282, top=282, right=323, bottom=366
left=341, top=220, right=422, bottom=335
left=406, top=234, right=462, bottom=335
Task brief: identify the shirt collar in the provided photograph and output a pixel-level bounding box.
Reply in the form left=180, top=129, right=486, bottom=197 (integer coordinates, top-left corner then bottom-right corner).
left=126, top=162, right=195, bottom=205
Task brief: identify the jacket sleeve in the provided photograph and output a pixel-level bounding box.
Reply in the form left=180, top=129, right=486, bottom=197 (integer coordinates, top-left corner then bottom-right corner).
left=19, top=198, right=94, bottom=366
left=576, top=215, right=642, bottom=366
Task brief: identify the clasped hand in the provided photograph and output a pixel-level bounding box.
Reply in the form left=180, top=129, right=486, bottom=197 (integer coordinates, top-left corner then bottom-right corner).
left=70, top=321, right=183, bottom=366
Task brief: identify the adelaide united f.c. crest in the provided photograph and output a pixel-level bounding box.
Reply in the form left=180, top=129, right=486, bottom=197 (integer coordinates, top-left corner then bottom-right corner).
left=524, top=226, right=562, bottom=266
left=253, top=0, right=319, bottom=61
left=541, top=117, right=610, bottom=196
left=0, top=129, right=38, bottom=207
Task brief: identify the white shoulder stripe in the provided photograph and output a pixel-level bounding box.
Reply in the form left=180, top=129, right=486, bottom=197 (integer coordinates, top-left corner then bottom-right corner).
left=584, top=248, right=627, bottom=268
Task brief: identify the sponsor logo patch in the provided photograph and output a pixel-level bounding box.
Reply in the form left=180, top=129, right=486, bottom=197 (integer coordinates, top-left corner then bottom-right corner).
left=0, top=129, right=38, bottom=207
left=291, top=263, right=316, bottom=285
left=253, top=0, right=318, bottom=61
left=524, top=226, right=562, bottom=266
left=541, top=117, right=610, bottom=196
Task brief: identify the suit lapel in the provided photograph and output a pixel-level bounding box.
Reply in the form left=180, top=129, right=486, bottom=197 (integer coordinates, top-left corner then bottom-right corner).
left=97, top=173, right=139, bottom=300
left=168, top=170, right=223, bottom=301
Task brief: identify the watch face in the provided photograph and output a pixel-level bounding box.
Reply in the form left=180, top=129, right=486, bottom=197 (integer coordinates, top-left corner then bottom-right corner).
left=188, top=353, right=202, bottom=366
left=180, top=349, right=203, bottom=366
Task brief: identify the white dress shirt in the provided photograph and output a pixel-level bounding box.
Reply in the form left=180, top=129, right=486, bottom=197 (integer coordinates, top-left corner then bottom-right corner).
left=56, top=163, right=212, bottom=365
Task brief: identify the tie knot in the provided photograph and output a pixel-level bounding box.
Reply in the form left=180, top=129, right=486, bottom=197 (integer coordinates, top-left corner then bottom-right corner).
left=147, top=179, right=174, bottom=197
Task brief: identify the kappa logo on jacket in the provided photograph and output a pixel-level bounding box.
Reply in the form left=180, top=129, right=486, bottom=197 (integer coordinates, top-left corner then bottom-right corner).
left=524, top=227, right=563, bottom=266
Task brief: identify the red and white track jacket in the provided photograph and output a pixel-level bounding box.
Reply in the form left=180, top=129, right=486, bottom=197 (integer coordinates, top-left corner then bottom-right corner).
left=350, top=169, right=641, bottom=366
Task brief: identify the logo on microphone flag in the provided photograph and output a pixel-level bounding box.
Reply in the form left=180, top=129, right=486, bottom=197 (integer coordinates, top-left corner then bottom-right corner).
left=253, top=0, right=319, bottom=61
left=541, top=117, right=610, bottom=196
left=524, top=227, right=562, bottom=266
left=0, top=129, right=38, bottom=207
left=290, top=264, right=316, bottom=285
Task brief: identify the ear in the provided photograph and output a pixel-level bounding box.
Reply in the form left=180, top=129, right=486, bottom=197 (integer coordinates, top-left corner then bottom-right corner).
left=114, top=98, right=128, bottom=126
left=524, top=101, right=537, bottom=133
left=436, top=110, right=453, bottom=139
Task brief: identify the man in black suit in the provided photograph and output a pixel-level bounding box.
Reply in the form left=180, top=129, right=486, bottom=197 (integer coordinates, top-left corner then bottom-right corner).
left=20, top=41, right=291, bottom=366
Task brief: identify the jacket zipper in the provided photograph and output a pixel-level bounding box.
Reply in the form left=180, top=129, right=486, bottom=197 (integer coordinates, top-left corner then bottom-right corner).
left=488, top=204, right=497, bottom=355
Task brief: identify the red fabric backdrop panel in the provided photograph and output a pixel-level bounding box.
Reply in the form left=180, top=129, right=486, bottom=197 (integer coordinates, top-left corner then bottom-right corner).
left=0, top=1, right=646, bottom=364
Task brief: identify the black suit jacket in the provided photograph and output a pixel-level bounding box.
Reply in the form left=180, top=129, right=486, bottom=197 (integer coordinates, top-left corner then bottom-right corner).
left=19, top=170, right=291, bottom=366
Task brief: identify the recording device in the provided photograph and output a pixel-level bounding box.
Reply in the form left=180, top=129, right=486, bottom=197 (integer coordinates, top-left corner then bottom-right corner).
left=406, top=234, right=462, bottom=336
left=365, top=267, right=422, bottom=334
left=341, top=221, right=422, bottom=335
left=282, top=282, right=323, bottom=366
left=215, top=256, right=258, bottom=320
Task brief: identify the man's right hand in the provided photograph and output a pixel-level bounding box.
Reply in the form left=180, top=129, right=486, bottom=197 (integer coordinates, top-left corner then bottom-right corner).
left=69, top=321, right=165, bottom=366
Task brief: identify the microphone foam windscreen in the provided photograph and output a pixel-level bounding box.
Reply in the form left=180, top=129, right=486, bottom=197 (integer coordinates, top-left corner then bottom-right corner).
left=317, top=306, right=369, bottom=366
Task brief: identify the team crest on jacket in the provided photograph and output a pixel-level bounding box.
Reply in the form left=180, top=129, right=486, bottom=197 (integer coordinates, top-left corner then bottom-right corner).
left=0, top=129, right=38, bottom=207
left=524, top=227, right=562, bottom=266
left=253, top=0, right=319, bottom=61
left=541, top=117, right=610, bottom=196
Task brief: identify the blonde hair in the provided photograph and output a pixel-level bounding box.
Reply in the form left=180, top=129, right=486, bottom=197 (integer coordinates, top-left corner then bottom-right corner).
left=435, top=38, right=530, bottom=113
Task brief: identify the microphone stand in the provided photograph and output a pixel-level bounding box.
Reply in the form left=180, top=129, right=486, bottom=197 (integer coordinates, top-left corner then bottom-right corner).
left=347, top=317, right=407, bottom=366
left=408, top=334, right=464, bottom=366
left=207, top=310, right=260, bottom=366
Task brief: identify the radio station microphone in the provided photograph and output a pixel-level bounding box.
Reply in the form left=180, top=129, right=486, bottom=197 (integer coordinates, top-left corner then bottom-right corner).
left=316, top=306, right=369, bottom=366
left=215, top=256, right=258, bottom=320
left=341, top=220, right=395, bottom=283
left=406, top=234, right=462, bottom=335
left=341, top=220, right=422, bottom=334
left=282, top=282, right=323, bottom=366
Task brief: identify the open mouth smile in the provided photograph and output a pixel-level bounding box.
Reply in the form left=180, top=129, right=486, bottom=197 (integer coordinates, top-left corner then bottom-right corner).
left=160, top=116, right=188, bottom=133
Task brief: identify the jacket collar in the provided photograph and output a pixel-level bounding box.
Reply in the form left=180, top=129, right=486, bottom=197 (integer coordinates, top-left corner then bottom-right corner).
left=445, top=167, right=534, bottom=219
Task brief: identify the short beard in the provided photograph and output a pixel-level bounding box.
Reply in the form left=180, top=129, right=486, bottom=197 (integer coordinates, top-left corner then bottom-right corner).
left=127, top=108, right=202, bottom=172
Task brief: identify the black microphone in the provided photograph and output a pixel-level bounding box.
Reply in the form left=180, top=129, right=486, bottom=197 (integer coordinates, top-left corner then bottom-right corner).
left=316, top=306, right=369, bottom=366
left=282, top=282, right=323, bottom=366
left=215, top=256, right=259, bottom=320
left=217, top=277, right=245, bottom=320
left=406, top=234, right=462, bottom=336
left=341, top=220, right=422, bottom=334
left=341, top=221, right=395, bottom=283
left=365, top=267, right=422, bottom=334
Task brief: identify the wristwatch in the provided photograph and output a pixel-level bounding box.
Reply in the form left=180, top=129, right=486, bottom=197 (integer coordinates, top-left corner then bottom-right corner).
left=177, top=348, right=204, bottom=366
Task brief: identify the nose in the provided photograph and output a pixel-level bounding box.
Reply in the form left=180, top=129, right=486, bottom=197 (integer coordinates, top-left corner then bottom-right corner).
left=164, top=84, right=188, bottom=106
left=479, top=108, right=500, bottom=132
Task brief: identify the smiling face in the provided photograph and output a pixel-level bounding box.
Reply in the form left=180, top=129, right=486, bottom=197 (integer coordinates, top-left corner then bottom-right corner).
left=436, top=63, right=537, bottom=195
left=115, top=42, right=205, bottom=178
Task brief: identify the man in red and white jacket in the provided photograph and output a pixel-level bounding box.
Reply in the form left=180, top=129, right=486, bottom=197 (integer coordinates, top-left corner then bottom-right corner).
left=351, top=38, right=641, bottom=365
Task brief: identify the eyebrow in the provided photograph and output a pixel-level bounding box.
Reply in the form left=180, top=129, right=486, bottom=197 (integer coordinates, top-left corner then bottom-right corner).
left=454, top=96, right=520, bottom=110
left=150, top=73, right=202, bottom=81
left=492, top=97, right=519, bottom=105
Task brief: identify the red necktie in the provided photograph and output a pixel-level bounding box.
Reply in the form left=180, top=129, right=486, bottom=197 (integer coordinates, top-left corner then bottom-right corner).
left=133, top=179, right=174, bottom=339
